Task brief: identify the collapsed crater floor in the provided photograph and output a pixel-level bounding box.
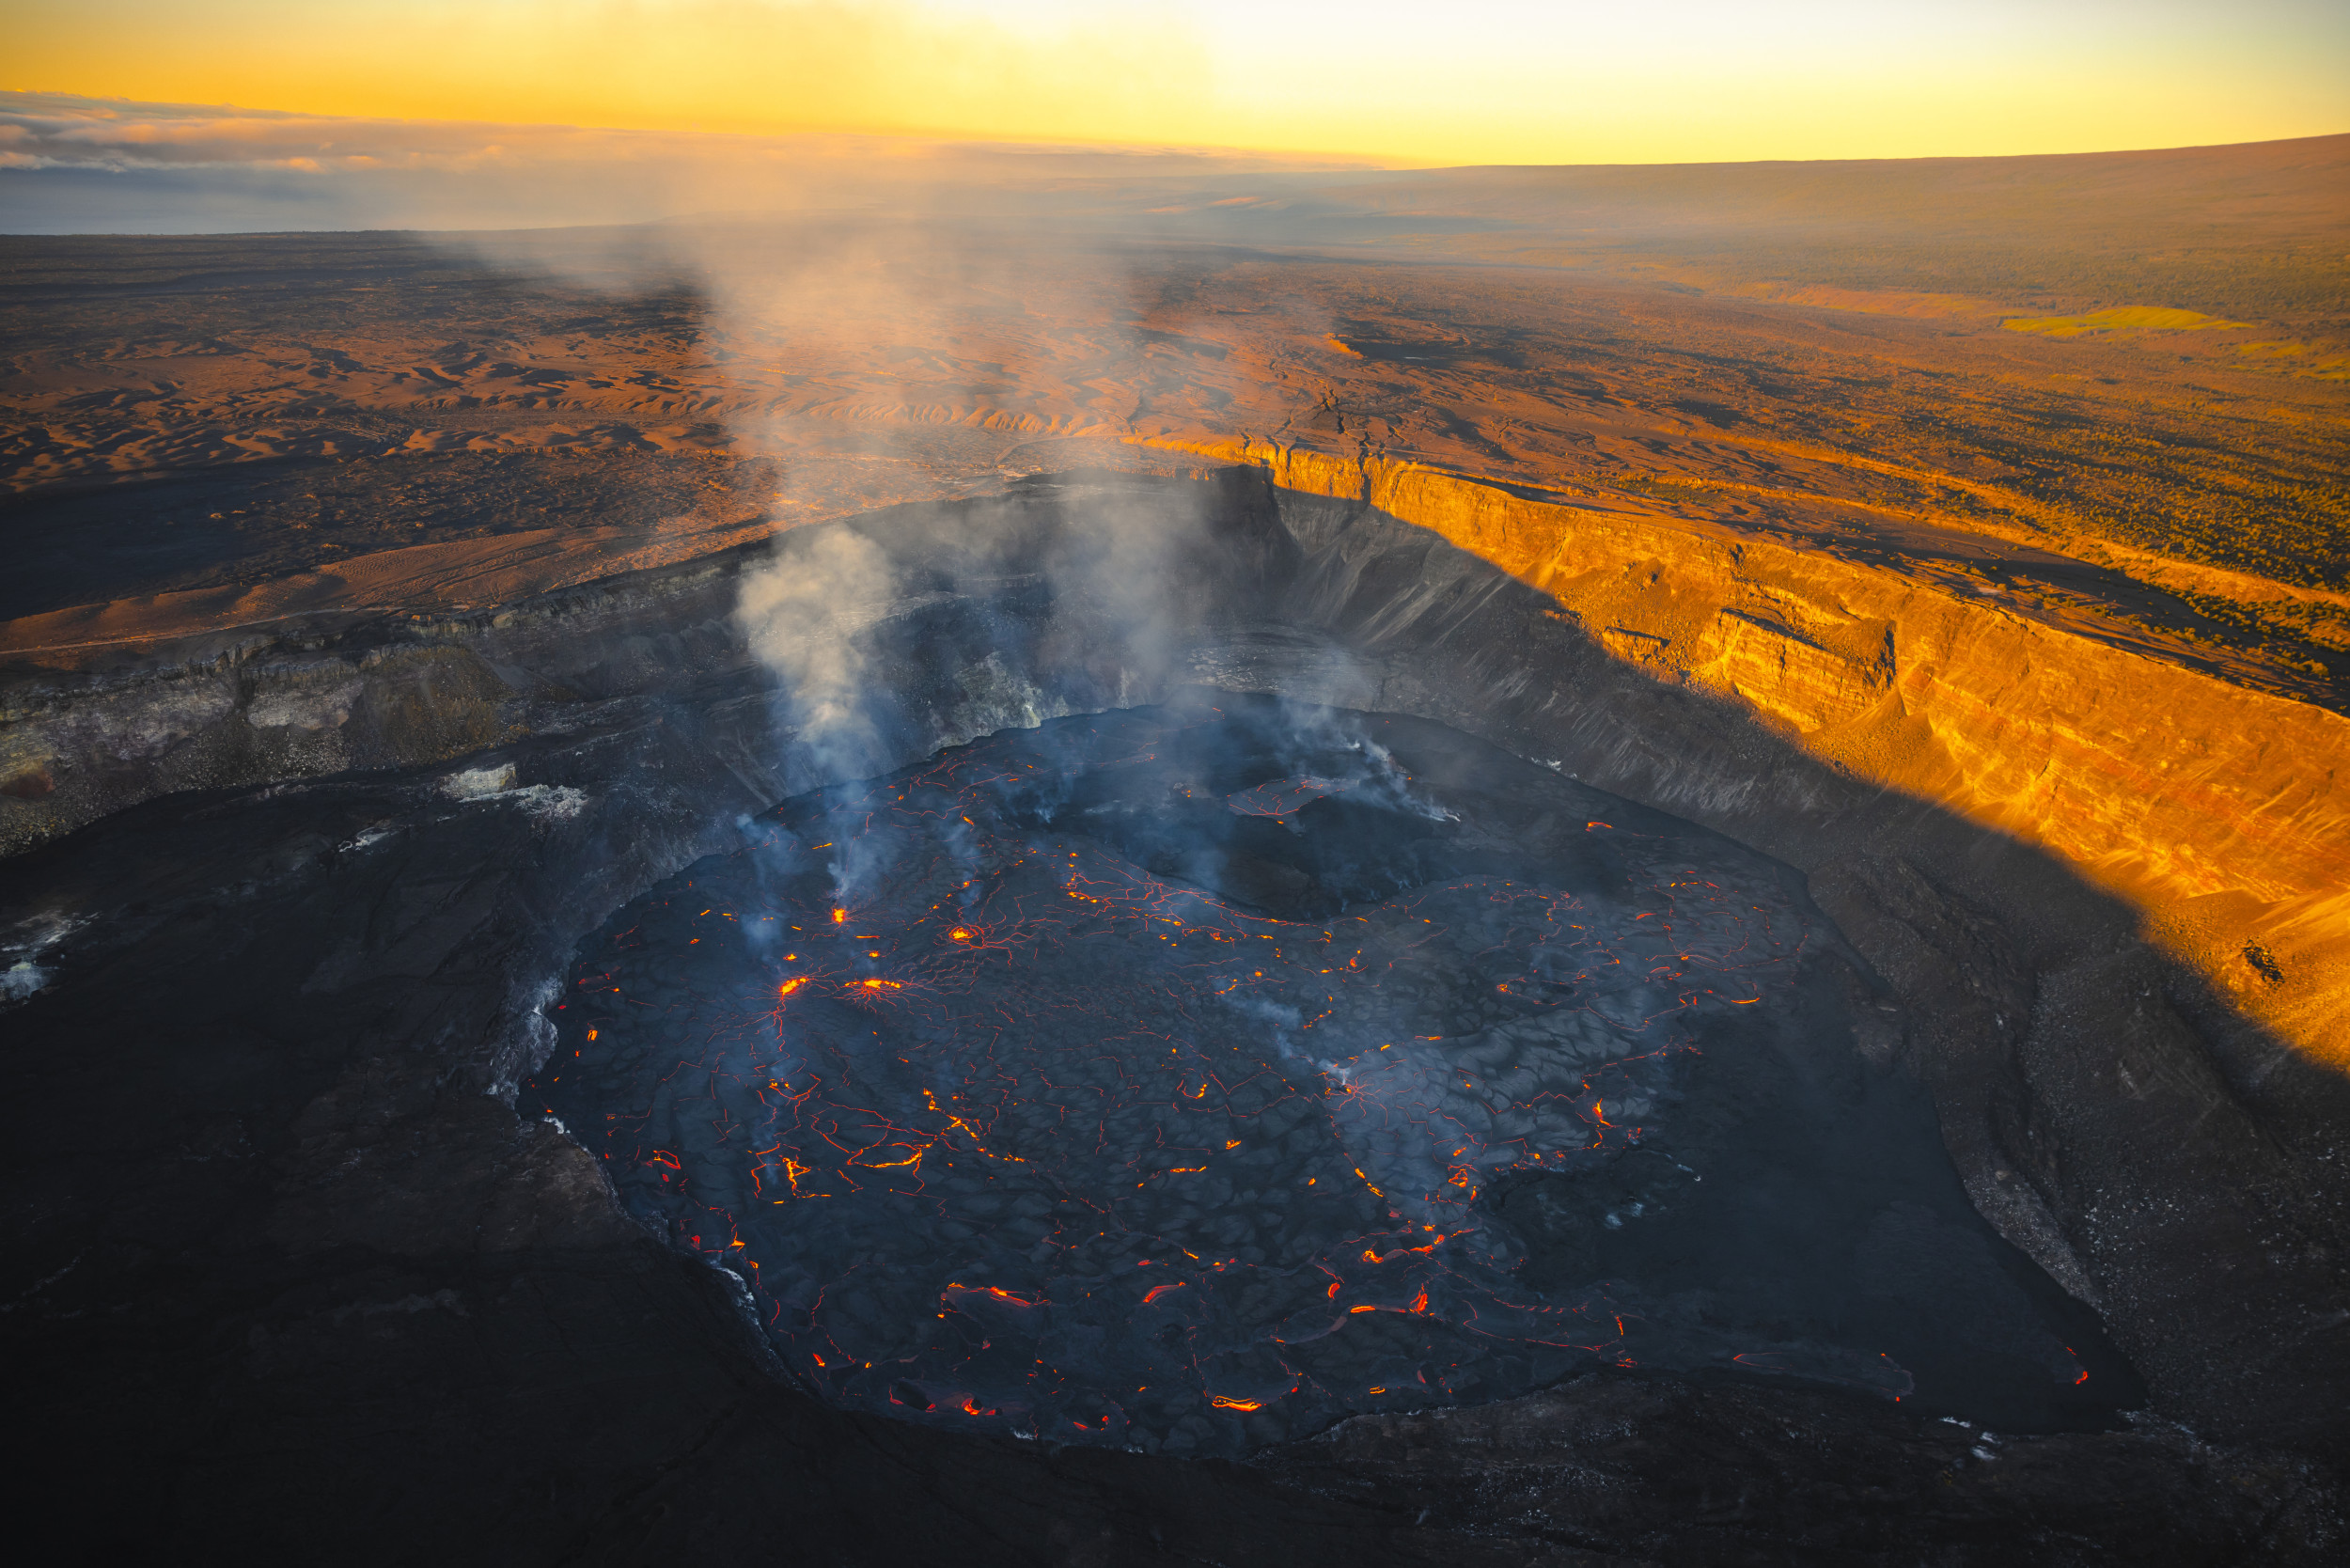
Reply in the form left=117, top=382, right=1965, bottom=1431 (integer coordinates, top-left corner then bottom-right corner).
left=529, top=695, right=2134, bottom=1454
left=9, top=467, right=2342, bottom=1563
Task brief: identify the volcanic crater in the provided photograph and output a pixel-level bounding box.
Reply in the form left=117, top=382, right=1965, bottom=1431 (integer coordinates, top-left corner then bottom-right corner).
left=534, top=694, right=2135, bottom=1454
left=7, top=466, right=2343, bottom=1562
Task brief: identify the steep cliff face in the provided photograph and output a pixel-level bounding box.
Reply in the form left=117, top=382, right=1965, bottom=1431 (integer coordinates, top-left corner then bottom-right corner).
left=1218, top=472, right=2349, bottom=1454
left=1156, top=437, right=2350, bottom=1070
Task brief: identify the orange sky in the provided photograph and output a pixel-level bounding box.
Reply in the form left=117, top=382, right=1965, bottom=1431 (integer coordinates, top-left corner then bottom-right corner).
left=9, top=0, right=2347, bottom=165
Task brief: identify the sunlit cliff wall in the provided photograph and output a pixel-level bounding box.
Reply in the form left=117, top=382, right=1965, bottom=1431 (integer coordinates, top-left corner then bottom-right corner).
left=1150, top=437, right=2350, bottom=1068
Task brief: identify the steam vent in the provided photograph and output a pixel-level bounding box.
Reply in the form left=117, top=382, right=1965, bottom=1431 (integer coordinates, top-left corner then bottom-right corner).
left=7, top=135, right=2350, bottom=1566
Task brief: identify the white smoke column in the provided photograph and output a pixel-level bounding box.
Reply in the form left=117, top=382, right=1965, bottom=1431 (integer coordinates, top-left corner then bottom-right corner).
left=410, top=135, right=1374, bottom=839
left=734, top=525, right=897, bottom=790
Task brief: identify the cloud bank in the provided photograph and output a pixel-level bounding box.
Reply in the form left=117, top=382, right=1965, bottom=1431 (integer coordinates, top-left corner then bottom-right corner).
left=0, top=91, right=1365, bottom=233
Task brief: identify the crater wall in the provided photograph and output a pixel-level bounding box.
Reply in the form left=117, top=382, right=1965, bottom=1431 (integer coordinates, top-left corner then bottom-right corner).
left=3, top=467, right=2343, bottom=1462
left=1167, top=438, right=2350, bottom=1071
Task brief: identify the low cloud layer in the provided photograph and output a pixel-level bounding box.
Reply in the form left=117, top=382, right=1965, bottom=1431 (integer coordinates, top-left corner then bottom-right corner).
left=0, top=92, right=1364, bottom=232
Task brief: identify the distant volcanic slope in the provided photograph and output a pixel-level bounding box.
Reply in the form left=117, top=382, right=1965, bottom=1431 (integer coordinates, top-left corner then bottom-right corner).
left=529, top=696, right=2131, bottom=1456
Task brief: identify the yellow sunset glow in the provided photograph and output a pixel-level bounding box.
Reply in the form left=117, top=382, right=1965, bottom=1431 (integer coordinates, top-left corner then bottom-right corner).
left=8, top=0, right=2346, bottom=165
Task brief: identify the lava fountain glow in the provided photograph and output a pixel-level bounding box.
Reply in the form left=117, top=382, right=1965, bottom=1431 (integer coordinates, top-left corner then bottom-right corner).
left=529, top=695, right=2132, bottom=1455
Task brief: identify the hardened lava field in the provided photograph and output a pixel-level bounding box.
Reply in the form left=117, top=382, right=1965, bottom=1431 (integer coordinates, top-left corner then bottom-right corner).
left=529, top=696, right=2134, bottom=1456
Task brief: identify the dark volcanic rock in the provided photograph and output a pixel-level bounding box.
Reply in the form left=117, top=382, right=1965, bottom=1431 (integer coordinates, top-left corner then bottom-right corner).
left=5, top=472, right=2344, bottom=1564
left=533, top=698, right=2138, bottom=1457
left=1260, top=1374, right=2342, bottom=1565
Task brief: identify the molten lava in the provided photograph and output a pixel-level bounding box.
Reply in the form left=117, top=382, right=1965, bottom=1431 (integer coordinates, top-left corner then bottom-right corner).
left=530, top=697, right=2133, bottom=1454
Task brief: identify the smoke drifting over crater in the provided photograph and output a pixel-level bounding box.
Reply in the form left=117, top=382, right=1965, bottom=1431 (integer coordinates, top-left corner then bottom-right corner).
left=4, top=0, right=2347, bottom=1548
left=439, top=149, right=2222, bottom=1461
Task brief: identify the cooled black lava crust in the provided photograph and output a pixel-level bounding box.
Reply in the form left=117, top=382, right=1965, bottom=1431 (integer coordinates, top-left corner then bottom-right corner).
left=530, top=696, right=2137, bottom=1456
